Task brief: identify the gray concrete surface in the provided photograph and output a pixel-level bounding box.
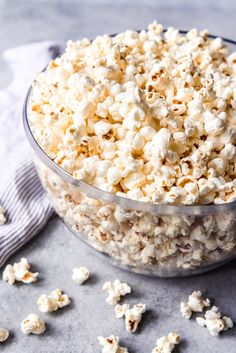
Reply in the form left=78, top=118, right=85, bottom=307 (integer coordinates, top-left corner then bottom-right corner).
left=1, top=217, right=236, bottom=353
left=0, top=0, right=236, bottom=352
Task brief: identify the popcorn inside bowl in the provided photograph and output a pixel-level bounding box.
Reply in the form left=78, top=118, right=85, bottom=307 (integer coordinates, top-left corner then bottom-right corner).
left=29, top=22, right=236, bottom=206
left=35, top=159, right=236, bottom=276
left=26, top=21, right=236, bottom=276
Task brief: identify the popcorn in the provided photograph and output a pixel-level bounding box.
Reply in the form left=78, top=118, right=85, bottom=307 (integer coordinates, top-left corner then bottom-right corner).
left=131, top=133, right=145, bottom=151
left=94, top=121, right=112, bottom=137
left=180, top=302, right=193, bottom=320
left=114, top=304, right=130, bottom=319
left=220, top=143, right=236, bottom=160
left=21, top=314, right=46, bottom=335
left=37, top=294, right=59, bottom=313
left=48, top=289, right=70, bottom=309
left=29, top=22, right=236, bottom=275
left=203, top=111, right=226, bottom=136
left=114, top=303, right=146, bottom=333
left=0, top=206, right=6, bottom=225
left=72, top=266, right=90, bottom=284
left=37, top=155, right=236, bottom=273
left=37, top=289, right=70, bottom=312
left=151, top=332, right=180, bottom=353
left=121, top=172, right=145, bottom=190
left=0, top=328, right=9, bottom=343
left=140, top=126, right=156, bottom=141
left=2, top=265, right=15, bottom=285
left=152, top=129, right=171, bottom=160
left=196, top=306, right=233, bottom=336
left=107, top=167, right=122, bottom=185
left=98, top=334, right=129, bottom=353
left=103, top=279, right=131, bottom=305
left=2, top=258, right=38, bottom=285
left=29, top=22, right=236, bottom=206
left=180, top=290, right=211, bottom=319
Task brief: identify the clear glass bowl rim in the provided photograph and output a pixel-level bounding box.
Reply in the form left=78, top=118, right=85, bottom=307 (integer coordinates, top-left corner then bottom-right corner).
left=23, top=29, right=236, bottom=216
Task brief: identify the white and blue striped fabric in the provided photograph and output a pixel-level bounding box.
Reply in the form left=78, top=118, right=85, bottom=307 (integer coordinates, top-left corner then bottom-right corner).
left=0, top=41, right=63, bottom=267
left=0, top=160, right=54, bottom=266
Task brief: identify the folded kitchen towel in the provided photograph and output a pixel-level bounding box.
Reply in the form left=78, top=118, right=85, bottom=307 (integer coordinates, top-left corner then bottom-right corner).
left=0, top=41, right=64, bottom=267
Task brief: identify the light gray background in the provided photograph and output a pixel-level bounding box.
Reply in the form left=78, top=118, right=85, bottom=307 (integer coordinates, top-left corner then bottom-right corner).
left=0, top=0, right=236, bottom=352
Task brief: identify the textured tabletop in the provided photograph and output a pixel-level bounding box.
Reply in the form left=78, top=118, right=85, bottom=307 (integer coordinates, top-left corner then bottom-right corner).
left=0, top=1, right=236, bottom=352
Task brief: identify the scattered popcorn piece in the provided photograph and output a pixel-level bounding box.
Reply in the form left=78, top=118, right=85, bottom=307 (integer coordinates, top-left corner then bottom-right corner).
left=2, top=258, right=38, bottom=285
left=37, top=289, right=70, bottom=312
left=151, top=332, right=180, bottom=353
left=72, top=266, right=90, bottom=284
left=196, top=306, right=233, bottom=336
left=2, top=265, right=15, bottom=285
left=98, top=334, right=129, bottom=353
left=21, top=314, right=46, bottom=335
left=124, top=303, right=146, bottom=333
left=180, top=290, right=211, bottom=319
left=103, top=279, right=131, bottom=305
left=37, top=294, right=59, bottom=313
left=14, top=258, right=38, bottom=284
left=114, top=304, right=130, bottom=319
left=0, top=328, right=9, bottom=343
left=114, top=303, right=146, bottom=332
left=180, top=302, right=192, bottom=320
left=51, top=289, right=71, bottom=308
left=0, top=206, right=6, bottom=225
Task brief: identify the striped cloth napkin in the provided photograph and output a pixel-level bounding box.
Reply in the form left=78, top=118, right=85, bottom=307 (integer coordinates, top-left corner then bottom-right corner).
left=0, top=41, right=63, bottom=267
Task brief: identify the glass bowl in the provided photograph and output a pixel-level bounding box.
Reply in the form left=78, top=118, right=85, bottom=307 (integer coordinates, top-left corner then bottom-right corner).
left=23, top=31, right=236, bottom=277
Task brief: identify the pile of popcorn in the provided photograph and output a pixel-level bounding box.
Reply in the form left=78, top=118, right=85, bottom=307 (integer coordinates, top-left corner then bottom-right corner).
left=28, top=21, right=236, bottom=275
left=37, top=161, right=236, bottom=273
left=29, top=21, right=236, bottom=206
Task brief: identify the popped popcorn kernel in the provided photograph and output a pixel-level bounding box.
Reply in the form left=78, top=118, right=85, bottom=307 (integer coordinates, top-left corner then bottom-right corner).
left=114, top=303, right=146, bottom=332
left=114, top=304, right=130, bottom=319
left=50, top=289, right=71, bottom=309
left=196, top=306, right=233, bottom=336
left=37, top=294, right=59, bottom=313
left=37, top=289, right=70, bottom=312
left=125, top=303, right=146, bottom=333
left=2, top=258, right=38, bottom=285
left=72, top=266, right=90, bottom=284
left=21, top=313, right=46, bottom=335
left=0, top=206, right=6, bottom=225
left=0, top=328, right=9, bottom=343
left=103, top=279, right=131, bottom=305
left=2, top=265, right=15, bottom=285
left=151, top=332, right=181, bottom=353
left=98, top=334, right=129, bottom=353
